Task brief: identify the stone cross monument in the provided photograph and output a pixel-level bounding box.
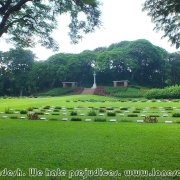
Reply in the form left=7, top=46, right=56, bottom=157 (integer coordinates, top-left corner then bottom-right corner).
left=91, top=71, right=97, bottom=89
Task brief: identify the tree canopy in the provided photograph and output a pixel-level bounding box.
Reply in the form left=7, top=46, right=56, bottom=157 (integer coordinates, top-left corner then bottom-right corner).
left=0, top=48, right=34, bottom=95
left=0, top=0, right=101, bottom=50
left=1, top=39, right=180, bottom=96
left=143, top=0, right=180, bottom=48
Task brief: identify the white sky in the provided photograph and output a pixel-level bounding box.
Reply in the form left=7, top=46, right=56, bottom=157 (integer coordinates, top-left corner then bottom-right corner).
left=0, top=0, right=178, bottom=60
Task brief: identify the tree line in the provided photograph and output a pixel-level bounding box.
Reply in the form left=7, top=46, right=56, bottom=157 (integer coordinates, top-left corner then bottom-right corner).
left=0, top=39, right=180, bottom=96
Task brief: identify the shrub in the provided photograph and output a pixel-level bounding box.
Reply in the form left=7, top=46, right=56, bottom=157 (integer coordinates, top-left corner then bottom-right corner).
left=151, top=99, right=157, bottom=102
left=107, top=112, right=116, bottom=116
left=53, top=109, right=59, bottom=112
left=172, top=99, right=179, bottom=102
left=10, top=116, right=18, bottom=119
left=88, top=111, right=97, bottom=116
left=88, top=107, right=94, bottom=109
left=172, top=113, right=180, bottom=117
left=77, top=106, right=84, bottom=109
left=5, top=108, right=13, bottom=114
left=88, top=99, right=97, bottom=102
left=27, top=112, right=39, bottom=120
left=49, top=118, right=58, bottom=121
left=150, top=107, right=158, bottom=109
left=92, top=108, right=98, bottom=110
left=20, top=110, right=27, bottom=114
left=99, top=108, right=106, bottom=113
left=132, top=110, right=141, bottom=113
left=136, top=108, right=142, bottom=110
left=164, top=107, right=173, bottom=110
left=71, top=118, right=82, bottom=121
left=51, top=113, right=59, bottom=115
left=120, top=119, right=133, bottom=123
left=43, top=106, right=50, bottom=109
left=70, top=111, right=78, bottom=116
left=79, top=100, right=85, bottom=102
left=106, top=107, right=114, bottom=110
left=105, top=86, right=145, bottom=98
left=115, top=110, right=122, bottom=113
left=27, top=107, right=34, bottom=111
left=149, top=115, right=160, bottom=117
left=36, top=111, right=44, bottom=115
left=131, top=99, right=138, bottom=102
left=120, top=107, right=128, bottom=110
left=145, top=85, right=180, bottom=99
left=127, top=114, right=138, bottom=117
left=94, top=118, right=106, bottom=122
left=144, top=116, right=158, bottom=123
left=55, top=106, right=61, bottom=109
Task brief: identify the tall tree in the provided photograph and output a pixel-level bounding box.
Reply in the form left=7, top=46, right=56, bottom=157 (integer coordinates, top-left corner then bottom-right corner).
left=78, top=51, right=96, bottom=86
left=28, top=61, right=52, bottom=92
left=143, top=0, right=180, bottom=48
left=2, top=48, right=35, bottom=96
left=128, top=40, right=168, bottom=87
left=0, top=0, right=101, bottom=50
left=168, top=52, right=180, bottom=85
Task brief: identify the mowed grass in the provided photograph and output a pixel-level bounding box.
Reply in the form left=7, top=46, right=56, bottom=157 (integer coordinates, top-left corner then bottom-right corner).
left=0, top=95, right=115, bottom=110
left=0, top=120, right=180, bottom=180
left=1, top=95, right=180, bottom=123
left=0, top=95, right=180, bottom=179
left=0, top=95, right=180, bottom=110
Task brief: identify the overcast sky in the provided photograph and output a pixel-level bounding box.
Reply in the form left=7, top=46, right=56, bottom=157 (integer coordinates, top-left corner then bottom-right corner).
left=0, top=0, right=178, bottom=60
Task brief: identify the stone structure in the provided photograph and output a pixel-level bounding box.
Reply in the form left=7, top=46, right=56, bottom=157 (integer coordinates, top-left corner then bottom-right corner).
left=62, top=82, right=77, bottom=88
left=91, top=72, right=97, bottom=89
left=113, top=80, right=128, bottom=87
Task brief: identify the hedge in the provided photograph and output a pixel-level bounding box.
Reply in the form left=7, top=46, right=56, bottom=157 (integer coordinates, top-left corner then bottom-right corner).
left=145, top=85, right=180, bottom=99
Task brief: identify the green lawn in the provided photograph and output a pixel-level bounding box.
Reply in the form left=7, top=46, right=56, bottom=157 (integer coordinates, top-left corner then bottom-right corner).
left=0, top=95, right=180, bottom=110
left=0, top=95, right=116, bottom=110
left=0, top=120, right=180, bottom=179
left=0, top=95, right=180, bottom=179
left=0, top=95, right=180, bottom=123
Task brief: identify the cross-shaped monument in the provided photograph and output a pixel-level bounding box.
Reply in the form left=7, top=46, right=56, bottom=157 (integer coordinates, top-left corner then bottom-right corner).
left=91, top=71, right=97, bottom=89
